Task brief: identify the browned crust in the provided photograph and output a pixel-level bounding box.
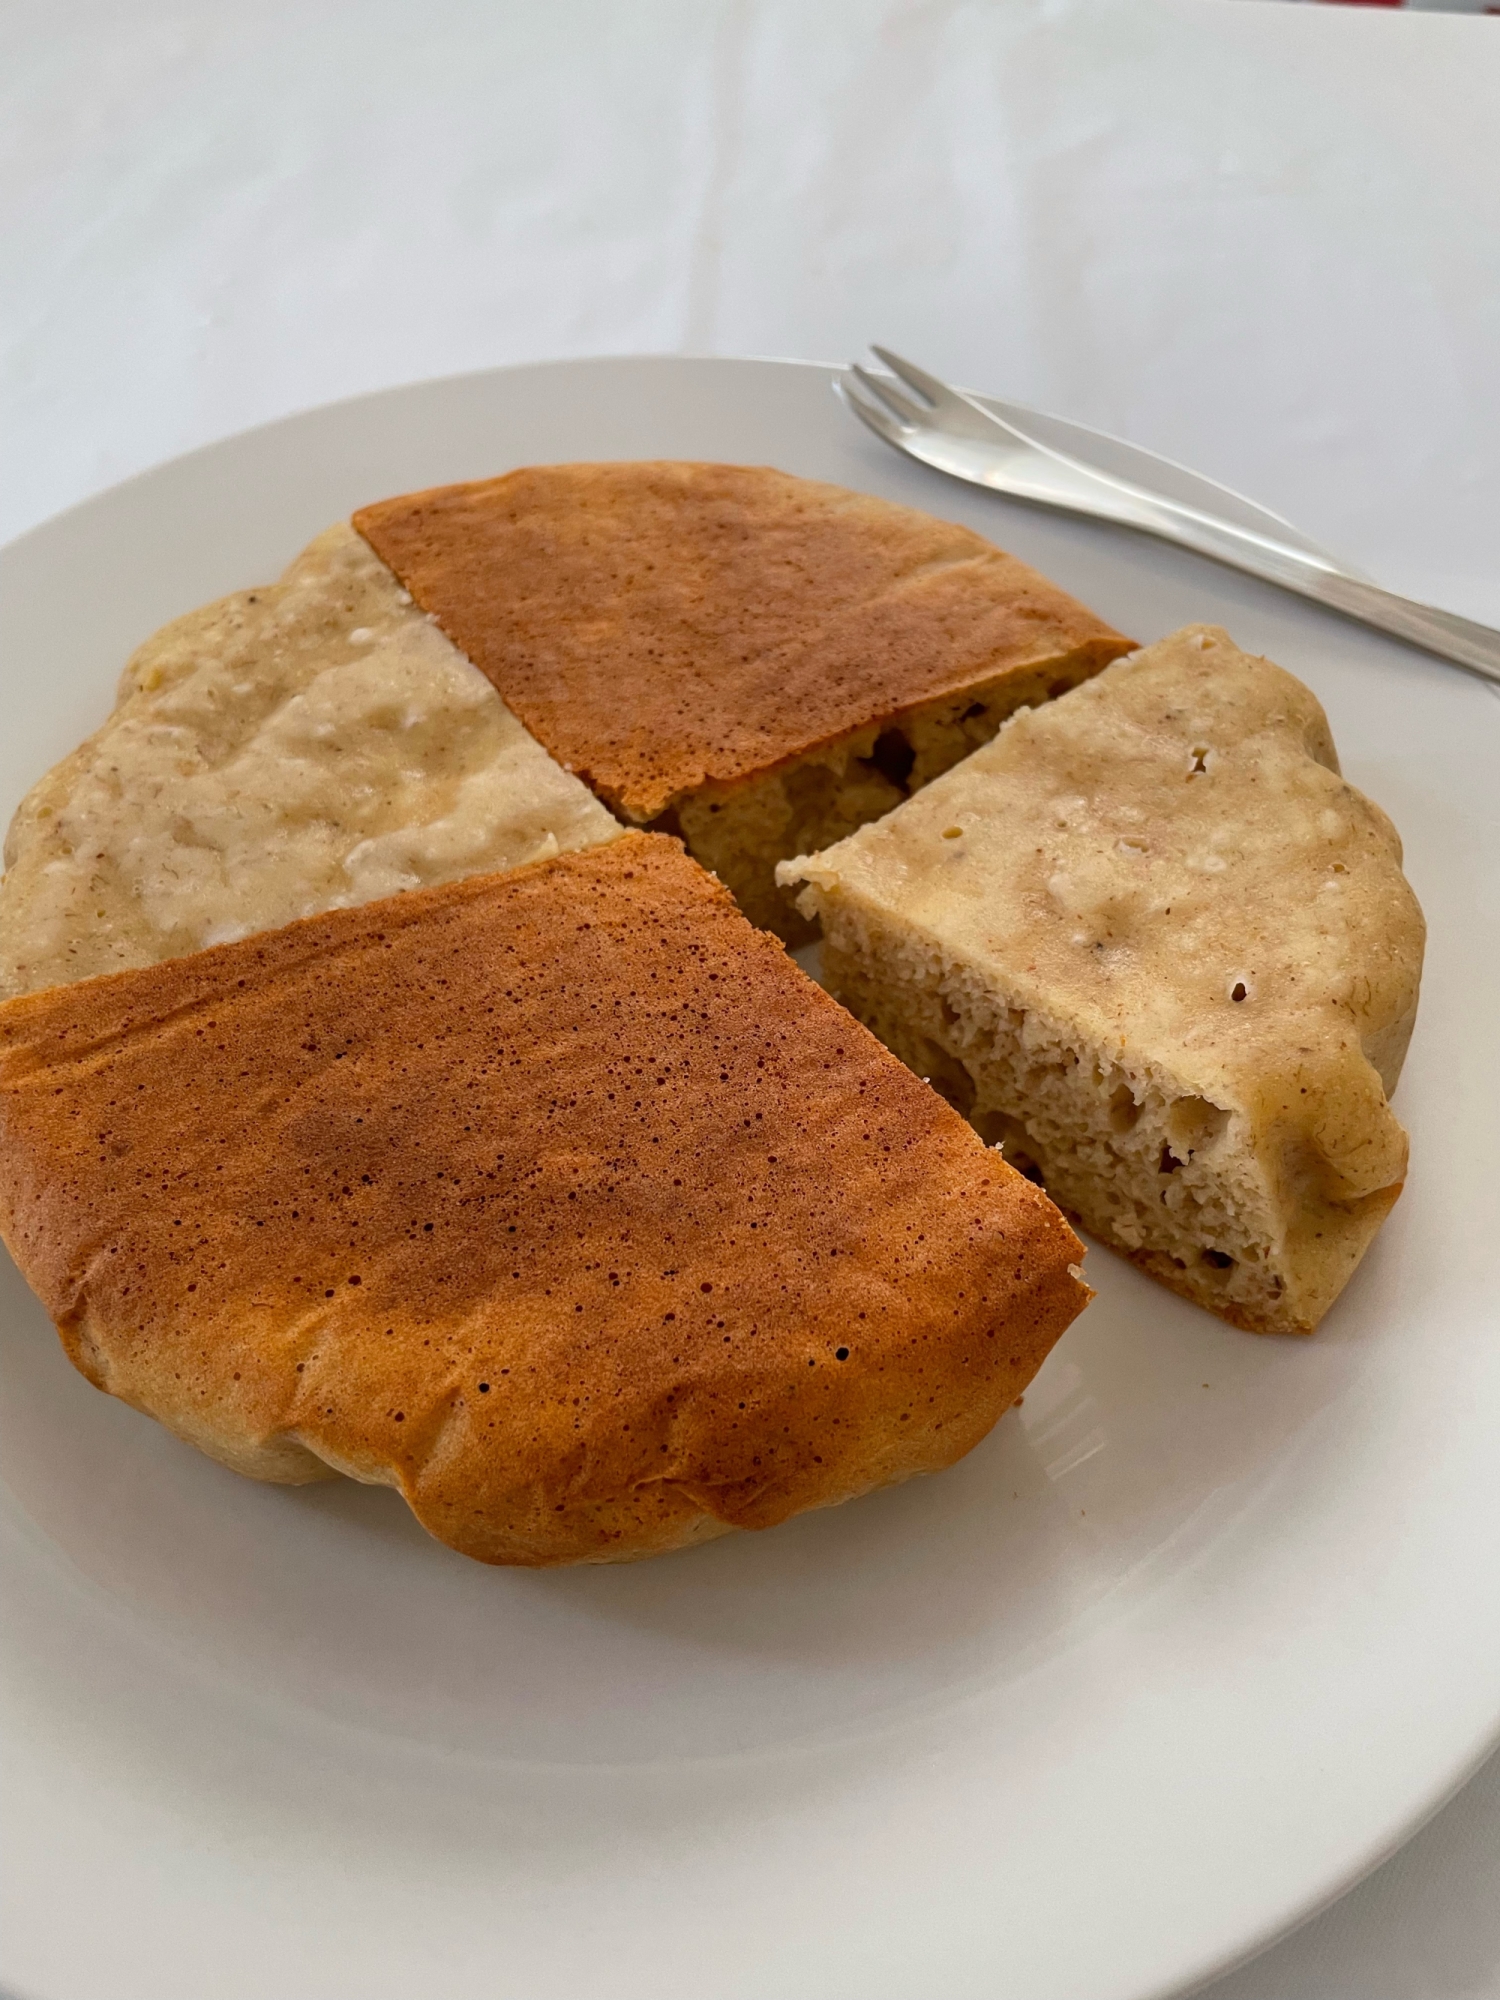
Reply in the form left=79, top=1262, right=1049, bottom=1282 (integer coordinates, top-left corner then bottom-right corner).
left=0, top=833, right=1090, bottom=1566
left=353, top=462, right=1133, bottom=822
left=1113, top=1186, right=1404, bottom=1336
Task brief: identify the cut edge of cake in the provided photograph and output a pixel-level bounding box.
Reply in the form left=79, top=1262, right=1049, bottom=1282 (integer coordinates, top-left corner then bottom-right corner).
left=799, top=881, right=1405, bottom=1334
left=667, top=635, right=1122, bottom=941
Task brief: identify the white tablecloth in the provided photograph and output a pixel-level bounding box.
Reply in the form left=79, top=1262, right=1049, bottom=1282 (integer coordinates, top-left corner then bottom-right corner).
left=3, top=4, right=1498, bottom=1992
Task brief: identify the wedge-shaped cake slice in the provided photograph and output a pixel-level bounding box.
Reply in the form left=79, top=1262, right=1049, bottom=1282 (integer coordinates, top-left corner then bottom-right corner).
left=353, top=461, right=1133, bottom=941
left=0, top=521, right=621, bottom=998
left=781, top=627, right=1425, bottom=1335
left=0, top=834, right=1089, bottom=1565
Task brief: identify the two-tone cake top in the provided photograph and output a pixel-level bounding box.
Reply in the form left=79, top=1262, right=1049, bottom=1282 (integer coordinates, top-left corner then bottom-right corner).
left=354, top=461, right=1132, bottom=819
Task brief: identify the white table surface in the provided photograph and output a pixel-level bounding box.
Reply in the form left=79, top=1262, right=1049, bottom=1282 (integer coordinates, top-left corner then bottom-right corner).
left=3, top=3, right=1498, bottom=1994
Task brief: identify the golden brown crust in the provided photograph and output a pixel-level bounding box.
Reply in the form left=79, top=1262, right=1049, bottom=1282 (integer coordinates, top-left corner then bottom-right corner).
left=1117, top=1204, right=1402, bottom=1335
left=0, top=833, right=1089, bottom=1566
left=353, top=462, right=1132, bottom=822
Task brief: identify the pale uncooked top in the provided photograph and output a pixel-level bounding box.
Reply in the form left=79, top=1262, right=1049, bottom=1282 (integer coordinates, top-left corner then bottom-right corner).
left=783, top=626, right=1424, bottom=1192
left=0, top=523, right=621, bottom=997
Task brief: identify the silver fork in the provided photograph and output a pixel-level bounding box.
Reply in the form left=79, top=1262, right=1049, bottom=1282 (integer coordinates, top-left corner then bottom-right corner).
left=841, top=346, right=1500, bottom=688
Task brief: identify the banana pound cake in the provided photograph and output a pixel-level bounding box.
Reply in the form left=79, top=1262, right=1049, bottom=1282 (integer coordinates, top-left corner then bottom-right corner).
left=0, top=835, right=1090, bottom=1566
left=354, top=461, right=1133, bottom=941
left=782, top=627, right=1425, bottom=1335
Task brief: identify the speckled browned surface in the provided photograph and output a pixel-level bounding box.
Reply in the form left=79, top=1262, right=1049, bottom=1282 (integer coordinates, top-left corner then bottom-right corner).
left=353, top=462, right=1132, bottom=821
left=0, top=833, right=1089, bottom=1566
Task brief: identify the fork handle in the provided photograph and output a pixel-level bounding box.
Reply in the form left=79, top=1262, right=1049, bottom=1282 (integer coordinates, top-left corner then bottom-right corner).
left=1149, top=512, right=1500, bottom=689
left=1300, top=570, right=1500, bottom=689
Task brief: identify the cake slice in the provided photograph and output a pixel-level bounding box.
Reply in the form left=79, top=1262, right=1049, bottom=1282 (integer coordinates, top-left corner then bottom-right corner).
left=0, top=834, right=1090, bottom=1565
left=0, top=521, right=621, bottom=998
left=781, top=627, right=1425, bottom=1335
left=353, top=461, right=1133, bottom=941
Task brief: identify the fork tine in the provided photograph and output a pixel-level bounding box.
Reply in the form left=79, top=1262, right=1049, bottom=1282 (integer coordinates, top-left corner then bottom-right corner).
left=869, top=345, right=968, bottom=416
left=849, top=362, right=927, bottom=429
left=834, top=375, right=906, bottom=448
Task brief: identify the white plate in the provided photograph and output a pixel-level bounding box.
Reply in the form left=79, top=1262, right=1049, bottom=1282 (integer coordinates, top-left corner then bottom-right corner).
left=2, top=357, right=1498, bottom=2000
